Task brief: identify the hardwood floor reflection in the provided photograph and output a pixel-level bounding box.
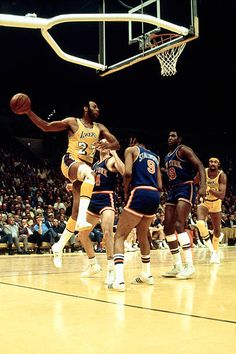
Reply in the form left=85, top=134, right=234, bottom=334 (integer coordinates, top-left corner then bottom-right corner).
left=0, top=246, right=235, bottom=354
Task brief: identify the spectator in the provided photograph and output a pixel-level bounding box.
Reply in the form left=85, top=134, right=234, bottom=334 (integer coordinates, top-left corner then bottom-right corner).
left=20, top=218, right=43, bottom=254
left=53, top=197, right=66, bottom=213
left=4, top=216, right=24, bottom=254
left=224, top=213, right=236, bottom=228
left=45, top=213, right=55, bottom=228
left=22, top=203, right=35, bottom=219
left=0, top=213, right=14, bottom=255
left=33, top=214, right=58, bottom=247
left=52, top=218, right=65, bottom=241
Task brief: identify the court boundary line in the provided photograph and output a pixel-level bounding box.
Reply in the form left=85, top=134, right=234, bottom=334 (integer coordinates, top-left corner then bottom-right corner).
left=1, top=281, right=235, bottom=325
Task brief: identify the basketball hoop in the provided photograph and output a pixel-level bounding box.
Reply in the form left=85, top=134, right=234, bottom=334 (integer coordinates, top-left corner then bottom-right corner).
left=149, top=33, right=186, bottom=76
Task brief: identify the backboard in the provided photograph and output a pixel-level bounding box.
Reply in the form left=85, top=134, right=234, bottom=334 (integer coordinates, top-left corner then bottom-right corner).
left=99, top=0, right=198, bottom=76
left=0, top=0, right=198, bottom=76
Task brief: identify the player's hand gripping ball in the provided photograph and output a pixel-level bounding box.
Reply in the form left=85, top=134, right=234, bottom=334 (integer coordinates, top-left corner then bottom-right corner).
left=10, top=93, right=31, bottom=114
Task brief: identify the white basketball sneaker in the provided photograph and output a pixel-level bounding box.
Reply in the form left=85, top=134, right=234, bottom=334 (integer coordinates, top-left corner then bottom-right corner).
left=210, top=251, right=220, bottom=264
left=104, top=268, right=115, bottom=285
left=131, top=274, right=154, bottom=285
left=80, top=263, right=102, bottom=278
left=107, top=281, right=126, bottom=292
left=176, top=264, right=195, bottom=279
left=52, top=243, right=63, bottom=268
left=162, top=264, right=183, bottom=278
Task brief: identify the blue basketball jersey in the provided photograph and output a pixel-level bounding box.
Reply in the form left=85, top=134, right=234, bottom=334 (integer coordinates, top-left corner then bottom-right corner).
left=164, top=145, right=195, bottom=187
left=130, top=146, right=160, bottom=189
left=93, top=158, right=117, bottom=192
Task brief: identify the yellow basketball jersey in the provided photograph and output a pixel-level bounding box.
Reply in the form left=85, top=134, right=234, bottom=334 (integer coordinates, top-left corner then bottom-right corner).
left=66, top=119, right=100, bottom=164
left=205, top=167, right=223, bottom=201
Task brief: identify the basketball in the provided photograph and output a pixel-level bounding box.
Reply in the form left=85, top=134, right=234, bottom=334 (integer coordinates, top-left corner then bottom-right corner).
left=10, top=93, right=31, bottom=114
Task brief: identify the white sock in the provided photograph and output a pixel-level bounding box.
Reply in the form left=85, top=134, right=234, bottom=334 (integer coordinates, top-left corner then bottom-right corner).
left=178, top=232, right=193, bottom=265
left=77, top=198, right=90, bottom=225
left=114, top=254, right=125, bottom=283
left=107, top=259, right=114, bottom=270
left=115, top=264, right=124, bottom=283
left=184, top=249, right=193, bottom=265
left=88, top=257, right=97, bottom=266
left=204, top=238, right=214, bottom=253
left=56, top=230, right=74, bottom=250
left=141, top=254, right=151, bottom=277
left=173, top=252, right=182, bottom=266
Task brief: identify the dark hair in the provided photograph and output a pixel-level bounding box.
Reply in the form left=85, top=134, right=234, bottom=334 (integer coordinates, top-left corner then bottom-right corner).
left=130, top=132, right=148, bottom=147
left=169, top=130, right=183, bottom=139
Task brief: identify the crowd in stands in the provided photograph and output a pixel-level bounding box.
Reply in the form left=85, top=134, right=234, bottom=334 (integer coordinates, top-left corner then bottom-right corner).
left=0, top=139, right=236, bottom=255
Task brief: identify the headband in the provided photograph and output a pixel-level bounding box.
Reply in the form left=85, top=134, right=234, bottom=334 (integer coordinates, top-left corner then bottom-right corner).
left=209, top=157, right=220, bottom=163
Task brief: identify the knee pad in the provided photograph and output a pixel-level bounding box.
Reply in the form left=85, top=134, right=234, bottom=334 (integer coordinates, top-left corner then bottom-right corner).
left=165, top=234, right=177, bottom=242
left=196, top=220, right=208, bottom=236
left=84, top=174, right=95, bottom=185
left=77, top=163, right=93, bottom=182
left=178, top=232, right=190, bottom=247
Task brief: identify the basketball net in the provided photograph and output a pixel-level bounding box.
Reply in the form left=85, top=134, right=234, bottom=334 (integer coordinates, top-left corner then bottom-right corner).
left=156, top=43, right=186, bottom=76
left=150, top=33, right=186, bottom=76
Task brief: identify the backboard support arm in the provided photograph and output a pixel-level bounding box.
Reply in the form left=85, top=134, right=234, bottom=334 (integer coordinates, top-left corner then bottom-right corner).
left=0, top=12, right=195, bottom=75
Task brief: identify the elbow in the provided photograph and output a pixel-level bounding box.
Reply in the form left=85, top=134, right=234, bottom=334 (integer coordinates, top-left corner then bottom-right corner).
left=41, top=127, right=48, bottom=132
left=41, top=123, right=52, bottom=132
left=116, top=142, right=121, bottom=151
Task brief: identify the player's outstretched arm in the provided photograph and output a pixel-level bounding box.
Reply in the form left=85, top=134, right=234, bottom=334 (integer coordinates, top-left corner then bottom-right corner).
left=10, top=92, right=72, bottom=133
left=27, top=110, right=71, bottom=132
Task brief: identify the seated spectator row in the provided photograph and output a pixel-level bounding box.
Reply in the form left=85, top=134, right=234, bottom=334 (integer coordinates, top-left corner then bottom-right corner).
left=0, top=211, right=77, bottom=255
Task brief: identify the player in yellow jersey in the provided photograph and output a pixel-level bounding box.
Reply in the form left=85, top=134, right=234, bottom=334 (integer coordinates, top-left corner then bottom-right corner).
left=196, top=157, right=227, bottom=264
left=11, top=96, right=120, bottom=267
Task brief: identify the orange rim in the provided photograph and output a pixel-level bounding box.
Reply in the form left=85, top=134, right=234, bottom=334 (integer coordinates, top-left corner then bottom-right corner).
left=149, top=33, right=181, bottom=47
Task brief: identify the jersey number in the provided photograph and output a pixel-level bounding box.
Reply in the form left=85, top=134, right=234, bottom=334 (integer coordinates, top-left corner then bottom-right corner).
left=147, top=159, right=156, bottom=174
left=78, top=142, right=96, bottom=159
left=95, top=174, right=101, bottom=186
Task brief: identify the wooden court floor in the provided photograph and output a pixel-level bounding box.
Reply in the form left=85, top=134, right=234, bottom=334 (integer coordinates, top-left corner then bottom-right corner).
left=0, top=246, right=236, bottom=354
